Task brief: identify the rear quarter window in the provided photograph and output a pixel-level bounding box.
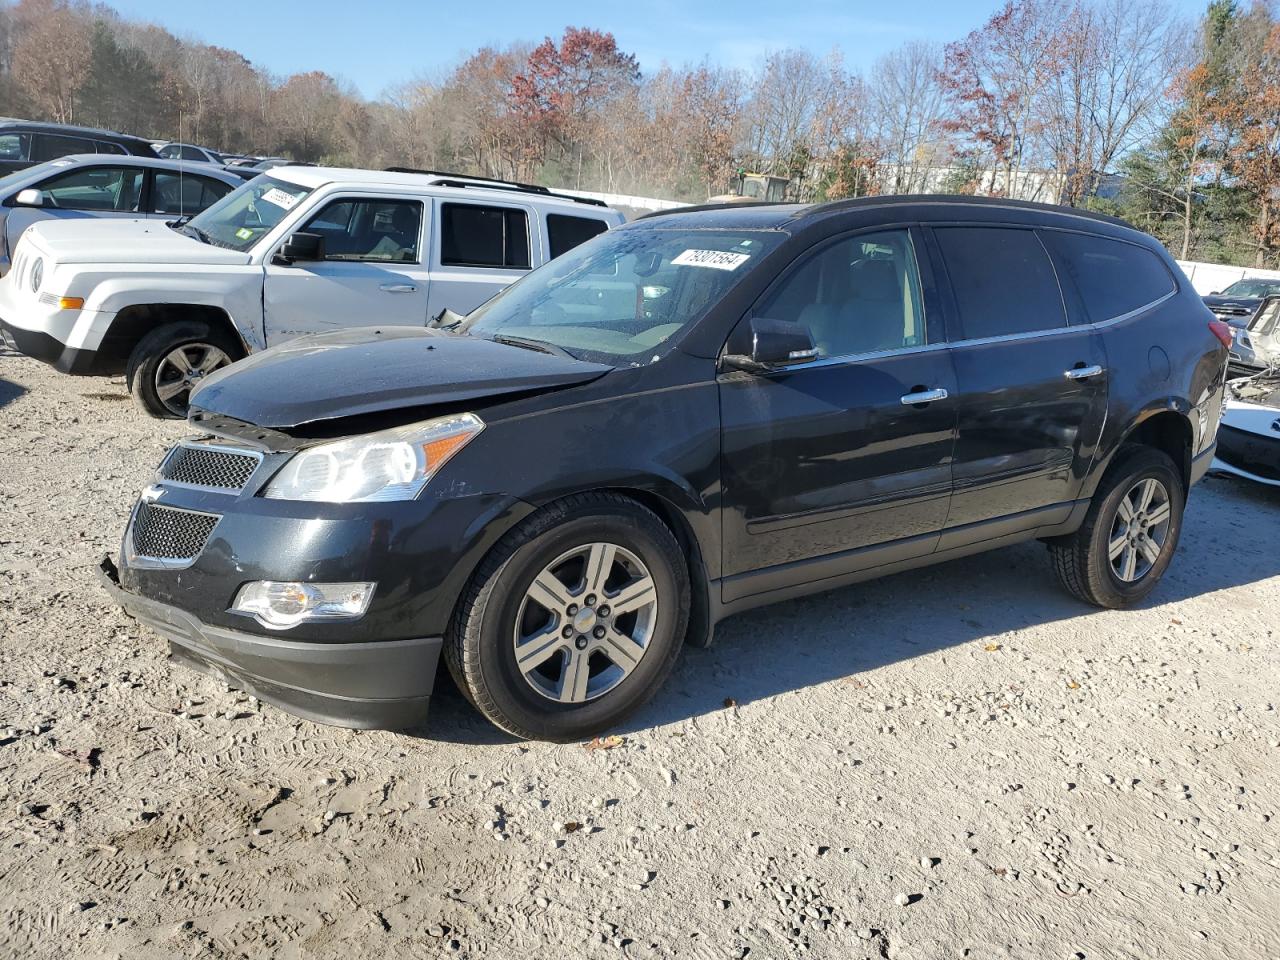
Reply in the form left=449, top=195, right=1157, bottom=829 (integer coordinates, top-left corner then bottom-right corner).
left=547, top=214, right=609, bottom=258
left=1041, top=231, right=1175, bottom=322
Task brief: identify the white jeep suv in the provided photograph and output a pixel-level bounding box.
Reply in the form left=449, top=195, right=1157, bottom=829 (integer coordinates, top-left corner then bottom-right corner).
left=0, top=167, right=622, bottom=417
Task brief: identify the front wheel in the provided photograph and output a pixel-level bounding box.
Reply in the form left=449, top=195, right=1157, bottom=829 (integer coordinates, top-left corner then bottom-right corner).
left=126, top=321, right=240, bottom=420
left=445, top=493, right=690, bottom=741
left=1049, top=446, right=1185, bottom=608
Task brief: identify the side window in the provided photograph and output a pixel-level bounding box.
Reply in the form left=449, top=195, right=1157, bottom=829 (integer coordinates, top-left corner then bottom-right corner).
left=152, top=173, right=233, bottom=216
left=0, top=133, right=30, bottom=161
left=934, top=227, right=1067, bottom=339
left=93, top=140, right=128, bottom=156
left=300, top=198, right=423, bottom=262
left=756, top=229, right=927, bottom=359
left=30, top=134, right=96, bottom=162
left=38, top=166, right=143, bottom=212
left=158, top=144, right=181, bottom=159
left=1040, top=231, right=1175, bottom=322
left=180, top=145, right=205, bottom=162
left=440, top=203, right=530, bottom=269
left=547, top=214, right=608, bottom=259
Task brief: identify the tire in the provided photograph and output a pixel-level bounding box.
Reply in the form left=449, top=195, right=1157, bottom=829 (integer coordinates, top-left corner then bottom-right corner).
left=1049, top=445, right=1185, bottom=608
left=125, top=321, right=241, bottom=420
left=445, top=493, right=690, bottom=742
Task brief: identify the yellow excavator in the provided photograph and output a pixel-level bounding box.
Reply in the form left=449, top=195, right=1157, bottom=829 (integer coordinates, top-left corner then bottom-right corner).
left=709, top=170, right=790, bottom=204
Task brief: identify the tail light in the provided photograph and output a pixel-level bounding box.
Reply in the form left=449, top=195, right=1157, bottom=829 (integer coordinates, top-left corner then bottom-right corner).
left=1208, top=320, right=1233, bottom=349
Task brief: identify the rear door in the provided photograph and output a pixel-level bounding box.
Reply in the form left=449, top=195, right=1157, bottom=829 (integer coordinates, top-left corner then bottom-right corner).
left=929, top=225, right=1108, bottom=544
left=719, top=226, right=958, bottom=598
left=426, top=199, right=536, bottom=318
left=263, top=194, right=431, bottom=343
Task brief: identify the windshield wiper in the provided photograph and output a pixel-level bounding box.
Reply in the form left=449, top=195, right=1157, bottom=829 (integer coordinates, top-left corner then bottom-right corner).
left=488, top=334, right=573, bottom=359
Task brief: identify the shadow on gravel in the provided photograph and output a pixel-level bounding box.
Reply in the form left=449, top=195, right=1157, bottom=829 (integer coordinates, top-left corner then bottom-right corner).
left=426, top=473, right=1280, bottom=745
left=1, top=342, right=29, bottom=409
left=0, top=375, right=27, bottom=409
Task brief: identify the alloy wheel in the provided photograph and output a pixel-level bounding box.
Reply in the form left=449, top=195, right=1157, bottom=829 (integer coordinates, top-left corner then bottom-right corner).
left=1108, top=477, right=1172, bottom=582
left=154, top=342, right=232, bottom=417
left=512, top=542, right=659, bottom=703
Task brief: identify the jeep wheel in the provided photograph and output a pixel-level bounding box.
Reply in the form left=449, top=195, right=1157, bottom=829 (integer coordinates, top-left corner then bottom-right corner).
left=445, top=493, right=690, bottom=742
left=126, top=322, right=240, bottom=419
left=1048, top=446, right=1186, bottom=608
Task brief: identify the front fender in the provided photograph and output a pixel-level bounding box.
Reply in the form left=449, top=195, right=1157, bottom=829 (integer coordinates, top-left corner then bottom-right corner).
left=74, top=268, right=266, bottom=352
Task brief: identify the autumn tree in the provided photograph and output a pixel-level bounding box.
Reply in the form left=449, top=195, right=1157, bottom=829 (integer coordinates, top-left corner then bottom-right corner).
left=940, top=0, right=1071, bottom=195
left=1216, top=20, right=1280, bottom=265
left=677, top=64, right=740, bottom=198
left=9, top=0, right=91, bottom=123
left=509, top=27, right=639, bottom=187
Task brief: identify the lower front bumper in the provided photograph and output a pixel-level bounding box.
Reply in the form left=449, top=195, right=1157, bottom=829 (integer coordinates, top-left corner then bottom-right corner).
left=0, top=317, right=99, bottom=374
left=97, top=556, right=441, bottom=730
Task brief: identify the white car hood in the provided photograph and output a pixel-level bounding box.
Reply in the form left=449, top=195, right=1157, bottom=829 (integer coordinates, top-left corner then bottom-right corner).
left=25, top=218, right=252, bottom=266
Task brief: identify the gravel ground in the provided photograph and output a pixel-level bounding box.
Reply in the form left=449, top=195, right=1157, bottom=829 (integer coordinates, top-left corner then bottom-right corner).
left=2, top=345, right=1279, bottom=960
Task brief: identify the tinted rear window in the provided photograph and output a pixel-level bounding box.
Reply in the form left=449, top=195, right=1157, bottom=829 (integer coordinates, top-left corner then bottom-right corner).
left=1041, top=231, right=1175, bottom=322
left=441, top=203, right=530, bottom=269
left=934, top=227, right=1067, bottom=339
left=548, top=214, right=609, bottom=258
left=31, top=134, right=96, bottom=162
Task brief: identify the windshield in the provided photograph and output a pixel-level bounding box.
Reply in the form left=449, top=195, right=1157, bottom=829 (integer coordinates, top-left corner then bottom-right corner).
left=0, top=158, right=75, bottom=194
left=462, top=226, right=785, bottom=364
left=1222, top=279, right=1280, bottom=298
left=184, top=175, right=311, bottom=251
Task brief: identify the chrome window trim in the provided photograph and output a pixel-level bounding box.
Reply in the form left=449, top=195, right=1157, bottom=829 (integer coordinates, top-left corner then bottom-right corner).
left=124, top=500, right=222, bottom=571
left=156, top=439, right=264, bottom=495
left=775, top=288, right=1177, bottom=371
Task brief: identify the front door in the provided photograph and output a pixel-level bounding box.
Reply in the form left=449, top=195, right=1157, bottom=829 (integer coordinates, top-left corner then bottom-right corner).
left=929, top=225, right=1108, bottom=541
left=263, top=196, right=430, bottom=345
left=719, top=227, right=958, bottom=601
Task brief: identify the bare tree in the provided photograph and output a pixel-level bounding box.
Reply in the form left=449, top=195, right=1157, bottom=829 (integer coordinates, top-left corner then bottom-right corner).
left=870, top=41, right=947, bottom=193
left=9, top=0, right=91, bottom=123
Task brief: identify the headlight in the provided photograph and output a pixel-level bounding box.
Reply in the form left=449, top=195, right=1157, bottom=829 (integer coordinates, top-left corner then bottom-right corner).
left=232, top=581, right=375, bottom=630
left=262, top=413, right=484, bottom=503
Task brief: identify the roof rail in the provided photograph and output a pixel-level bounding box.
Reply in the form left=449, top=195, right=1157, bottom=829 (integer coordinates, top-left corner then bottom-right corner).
left=383, top=167, right=608, bottom=208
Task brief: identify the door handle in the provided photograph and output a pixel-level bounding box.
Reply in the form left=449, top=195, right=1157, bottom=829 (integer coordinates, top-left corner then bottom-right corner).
left=899, top=387, right=949, bottom=406
left=1064, top=364, right=1104, bottom=380
left=379, top=283, right=417, bottom=294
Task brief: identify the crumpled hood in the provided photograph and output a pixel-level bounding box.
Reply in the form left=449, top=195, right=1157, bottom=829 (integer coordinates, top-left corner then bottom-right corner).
left=25, top=218, right=251, bottom=266
left=190, top=327, right=613, bottom=428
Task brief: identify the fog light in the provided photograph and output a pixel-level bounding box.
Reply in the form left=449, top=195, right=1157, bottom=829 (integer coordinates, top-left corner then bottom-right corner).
left=231, top=580, right=375, bottom=630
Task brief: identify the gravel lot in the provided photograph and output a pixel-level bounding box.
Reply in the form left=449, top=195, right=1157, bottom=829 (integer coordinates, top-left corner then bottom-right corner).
left=2, top=345, right=1279, bottom=960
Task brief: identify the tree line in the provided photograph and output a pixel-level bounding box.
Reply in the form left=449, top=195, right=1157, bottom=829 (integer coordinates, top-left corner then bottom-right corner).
left=0, top=0, right=1276, bottom=267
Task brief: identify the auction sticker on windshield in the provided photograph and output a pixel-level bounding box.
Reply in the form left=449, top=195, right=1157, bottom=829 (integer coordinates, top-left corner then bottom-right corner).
left=671, top=249, right=750, bottom=271
left=260, top=187, right=302, bottom=210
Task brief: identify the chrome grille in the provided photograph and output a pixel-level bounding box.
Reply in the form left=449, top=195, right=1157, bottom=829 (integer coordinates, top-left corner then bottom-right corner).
left=159, top=443, right=260, bottom=491
left=131, top=502, right=219, bottom=562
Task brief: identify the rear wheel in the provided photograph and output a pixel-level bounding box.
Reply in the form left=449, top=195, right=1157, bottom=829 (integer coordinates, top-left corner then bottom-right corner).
left=1049, top=446, right=1185, bottom=608
left=445, top=493, right=689, bottom=741
left=126, top=321, right=240, bottom=419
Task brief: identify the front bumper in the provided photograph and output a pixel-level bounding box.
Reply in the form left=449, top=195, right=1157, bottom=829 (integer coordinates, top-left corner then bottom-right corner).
left=0, top=315, right=102, bottom=374
left=98, top=555, right=442, bottom=729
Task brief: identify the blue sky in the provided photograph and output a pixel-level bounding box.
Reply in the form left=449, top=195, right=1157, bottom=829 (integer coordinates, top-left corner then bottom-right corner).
left=107, top=0, right=1212, bottom=99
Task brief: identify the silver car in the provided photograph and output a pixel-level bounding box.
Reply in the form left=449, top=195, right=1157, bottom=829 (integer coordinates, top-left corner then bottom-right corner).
left=0, top=154, right=241, bottom=274
left=1230, top=296, right=1280, bottom=374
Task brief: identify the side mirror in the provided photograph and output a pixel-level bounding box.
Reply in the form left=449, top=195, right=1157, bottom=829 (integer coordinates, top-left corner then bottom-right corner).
left=14, top=188, right=42, bottom=207
left=275, top=231, right=324, bottom=264
left=723, top=316, right=818, bottom=373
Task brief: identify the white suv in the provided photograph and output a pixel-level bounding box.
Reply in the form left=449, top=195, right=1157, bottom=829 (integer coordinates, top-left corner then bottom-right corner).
left=0, top=167, right=622, bottom=417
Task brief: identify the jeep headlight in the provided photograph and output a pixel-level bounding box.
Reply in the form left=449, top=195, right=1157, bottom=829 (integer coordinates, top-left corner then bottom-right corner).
left=263, top=413, right=483, bottom=503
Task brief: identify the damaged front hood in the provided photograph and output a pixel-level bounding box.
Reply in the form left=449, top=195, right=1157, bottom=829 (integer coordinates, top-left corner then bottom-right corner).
left=190, top=327, right=612, bottom=429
